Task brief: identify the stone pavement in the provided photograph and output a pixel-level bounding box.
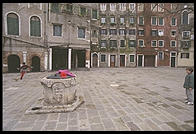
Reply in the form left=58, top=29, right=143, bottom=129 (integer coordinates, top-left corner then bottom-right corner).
left=3, top=68, right=194, bottom=131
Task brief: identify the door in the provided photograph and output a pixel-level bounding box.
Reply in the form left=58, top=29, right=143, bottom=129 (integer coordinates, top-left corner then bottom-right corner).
left=32, top=56, right=40, bottom=72
left=110, top=55, right=115, bottom=67
left=138, top=55, right=143, bottom=67
left=144, top=55, right=155, bottom=67
left=92, top=54, right=98, bottom=67
left=8, top=55, right=20, bottom=73
left=171, top=57, right=175, bottom=67
left=120, top=55, right=125, bottom=67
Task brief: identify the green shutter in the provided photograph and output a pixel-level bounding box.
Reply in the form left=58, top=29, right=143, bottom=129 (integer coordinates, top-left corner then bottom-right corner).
left=7, top=17, right=19, bottom=35
left=30, top=18, right=41, bottom=37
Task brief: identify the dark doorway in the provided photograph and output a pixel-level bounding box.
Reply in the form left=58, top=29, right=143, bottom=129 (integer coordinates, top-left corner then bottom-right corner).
left=52, top=47, right=68, bottom=70
left=120, top=55, right=125, bottom=67
left=144, top=55, right=155, bottom=67
left=138, top=55, right=143, bottom=67
left=8, top=54, right=20, bottom=73
left=92, top=53, right=98, bottom=67
left=110, top=55, right=116, bottom=67
left=171, top=57, right=176, bottom=67
left=77, top=50, right=86, bottom=68
left=31, top=56, right=40, bottom=72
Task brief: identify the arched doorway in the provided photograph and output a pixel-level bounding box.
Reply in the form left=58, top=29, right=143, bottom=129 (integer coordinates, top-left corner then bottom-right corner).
left=8, top=54, right=20, bottom=73
left=31, top=56, right=40, bottom=72
left=92, top=53, right=98, bottom=67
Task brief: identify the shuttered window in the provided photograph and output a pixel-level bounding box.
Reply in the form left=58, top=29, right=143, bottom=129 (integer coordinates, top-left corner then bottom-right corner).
left=53, top=24, right=62, bottom=36
left=7, top=13, right=19, bottom=35
left=30, top=16, right=41, bottom=37
left=92, top=9, right=98, bottom=19
left=78, top=27, right=85, bottom=38
left=51, top=3, right=59, bottom=13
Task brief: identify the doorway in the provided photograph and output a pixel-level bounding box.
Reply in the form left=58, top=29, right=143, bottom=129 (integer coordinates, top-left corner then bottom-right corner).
left=144, top=55, right=155, bottom=67
left=92, top=53, right=98, bottom=67
left=8, top=54, right=20, bottom=73
left=31, top=56, right=40, bottom=72
left=110, top=55, right=116, bottom=67
left=138, top=55, right=143, bottom=67
left=170, top=52, right=176, bottom=67
left=120, top=55, right=125, bottom=67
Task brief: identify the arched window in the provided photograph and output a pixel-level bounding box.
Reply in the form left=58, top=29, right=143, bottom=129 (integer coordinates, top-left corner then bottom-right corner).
left=182, top=11, right=188, bottom=24
left=7, top=13, right=19, bottom=35
left=30, top=16, right=41, bottom=37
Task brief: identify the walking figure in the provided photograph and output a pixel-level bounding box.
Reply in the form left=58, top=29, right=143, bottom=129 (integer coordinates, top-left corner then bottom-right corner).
left=17, top=62, right=32, bottom=80
left=183, top=67, right=194, bottom=105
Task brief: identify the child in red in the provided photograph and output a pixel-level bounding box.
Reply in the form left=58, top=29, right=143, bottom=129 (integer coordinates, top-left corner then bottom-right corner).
left=18, top=62, right=31, bottom=80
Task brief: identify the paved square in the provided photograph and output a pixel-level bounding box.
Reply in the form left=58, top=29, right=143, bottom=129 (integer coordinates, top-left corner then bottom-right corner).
left=3, top=68, right=194, bottom=131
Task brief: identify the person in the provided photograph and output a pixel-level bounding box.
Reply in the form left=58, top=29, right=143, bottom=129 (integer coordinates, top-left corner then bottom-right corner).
left=18, top=62, right=32, bottom=80
left=183, top=67, right=194, bottom=105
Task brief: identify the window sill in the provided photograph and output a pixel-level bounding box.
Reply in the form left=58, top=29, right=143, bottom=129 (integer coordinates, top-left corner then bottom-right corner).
left=30, top=36, right=42, bottom=38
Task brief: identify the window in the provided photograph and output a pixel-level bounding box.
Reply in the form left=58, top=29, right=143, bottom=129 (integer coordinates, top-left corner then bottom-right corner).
left=151, top=29, right=158, bottom=36
left=182, top=31, right=190, bottom=38
left=110, top=17, right=115, bottom=23
left=110, top=3, right=116, bottom=11
left=158, top=17, right=164, bottom=26
left=151, top=3, right=158, bottom=12
left=171, top=17, right=177, bottom=26
left=158, top=40, right=164, bottom=47
left=182, top=11, right=188, bottom=25
left=101, top=55, right=106, bottom=62
left=138, top=3, right=144, bottom=11
left=129, top=3, right=135, bottom=11
left=138, top=29, right=144, bottom=36
left=119, top=29, right=126, bottom=35
left=170, top=40, right=176, bottom=47
left=53, top=24, right=62, bottom=36
left=130, top=17, right=135, bottom=24
left=30, top=16, right=41, bottom=37
left=100, top=3, right=106, bottom=11
left=120, top=17, right=125, bottom=24
left=92, top=9, right=98, bottom=19
left=151, top=40, right=157, bottom=47
left=158, top=4, right=164, bottom=12
left=171, top=53, right=176, bottom=57
left=130, top=55, right=135, bottom=62
left=129, top=40, right=136, bottom=47
left=100, top=40, right=107, bottom=48
left=101, top=17, right=106, bottom=24
left=100, top=29, right=107, bottom=35
left=92, top=30, right=97, bottom=37
left=129, top=29, right=136, bottom=35
left=171, top=30, right=176, bottom=37
left=138, top=40, right=144, bottom=47
left=109, top=29, right=117, bottom=35
left=51, top=3, right=59, bottom=13
left=110, top=40, right=117, bottom=48
left=119, top=3, right=126, bottom=11
left=181, top=53, right=189, bottom=58
left=66, top=4, right=73, bottom=13
left=158, top=29, right=164, bottom=36
left=78, top=27, right=85, bottom=38
left=80, top=7, right=86, bottom=16
left=158, top=52, right=164, bottom=60
left=138, top=16, right=144, bottom=25
left=151, top=16, right=157, bottom=25
left=7, top=13, right=19, bottom=35
left=120, top=40, right=125, bottom=47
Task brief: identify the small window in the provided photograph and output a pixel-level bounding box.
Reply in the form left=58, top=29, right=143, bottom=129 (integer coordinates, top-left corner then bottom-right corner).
left=130, top=17, right=135, bottom=24
left=138, top=3, right=144, bottom=11
left=66, top=4, right=73, bottom=13
left=120, top=17, right=125, bottom=24
left=78, top=27, right=85, bottom=38
left=170, top=40, right=176, bottom=47
left=138, top=40, right=144, bottom=47
left=129, top=29, right=136, bottom=35
left=110, top=17, right=115, bottom=23
left=110, top=40, right=117, bottom=48
left=138, top=29, right=144, bottom=36
left=100, top=29, right=107, bottom=35
left=158, top=17, right=164, bottom=26
left=119, top=29, right=126, bottom=35
left=151, top=40, right=157, bottom=47
left=151, top=16, right=157, bottom=25
left=51, top=3, right=59, bottom=13
left=30, top=16, right=41, bottom=37
left=171, top=17, right=176, bottom=26
left=110, top=3, right=116, bottom=11
left=100, top=40, right=107, bottom=48
left=158, top=40, right=164, bottom=47
left=101, top=55, right=106, bottom=62
left=7, top=13, right=19, bottom=35
left=109, top=29, right=117, bottom=35
left=158, top=52, right=164, bottom=60
left=171, top=53, right=176, bottom=57
left=138, top=16, right=144, bottom=25
left=182, top=31, right=190, bottom=38
left=151, top=29, right=158, bottom=36
left=92, top=9, right=98, bottom=19
left=100, top=3, right=106, bottom=11
left=53, top=24, right=62, bottom=36
left=119, top=3, right=126, bottom=11
left=181, top=53, right=189, bottom=58
left=120, top=40, right=125, bottom=47
left=129, top=3, right=135, bottom=11
left=171, top=30, right=176, bottom=37
left=80, top=7, right=86, bottom=16
left=130, top=55, right=135, bottom=62
left=129, top=40, right=136, bottom=47
left=101, top=17, right=106, bottom=24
